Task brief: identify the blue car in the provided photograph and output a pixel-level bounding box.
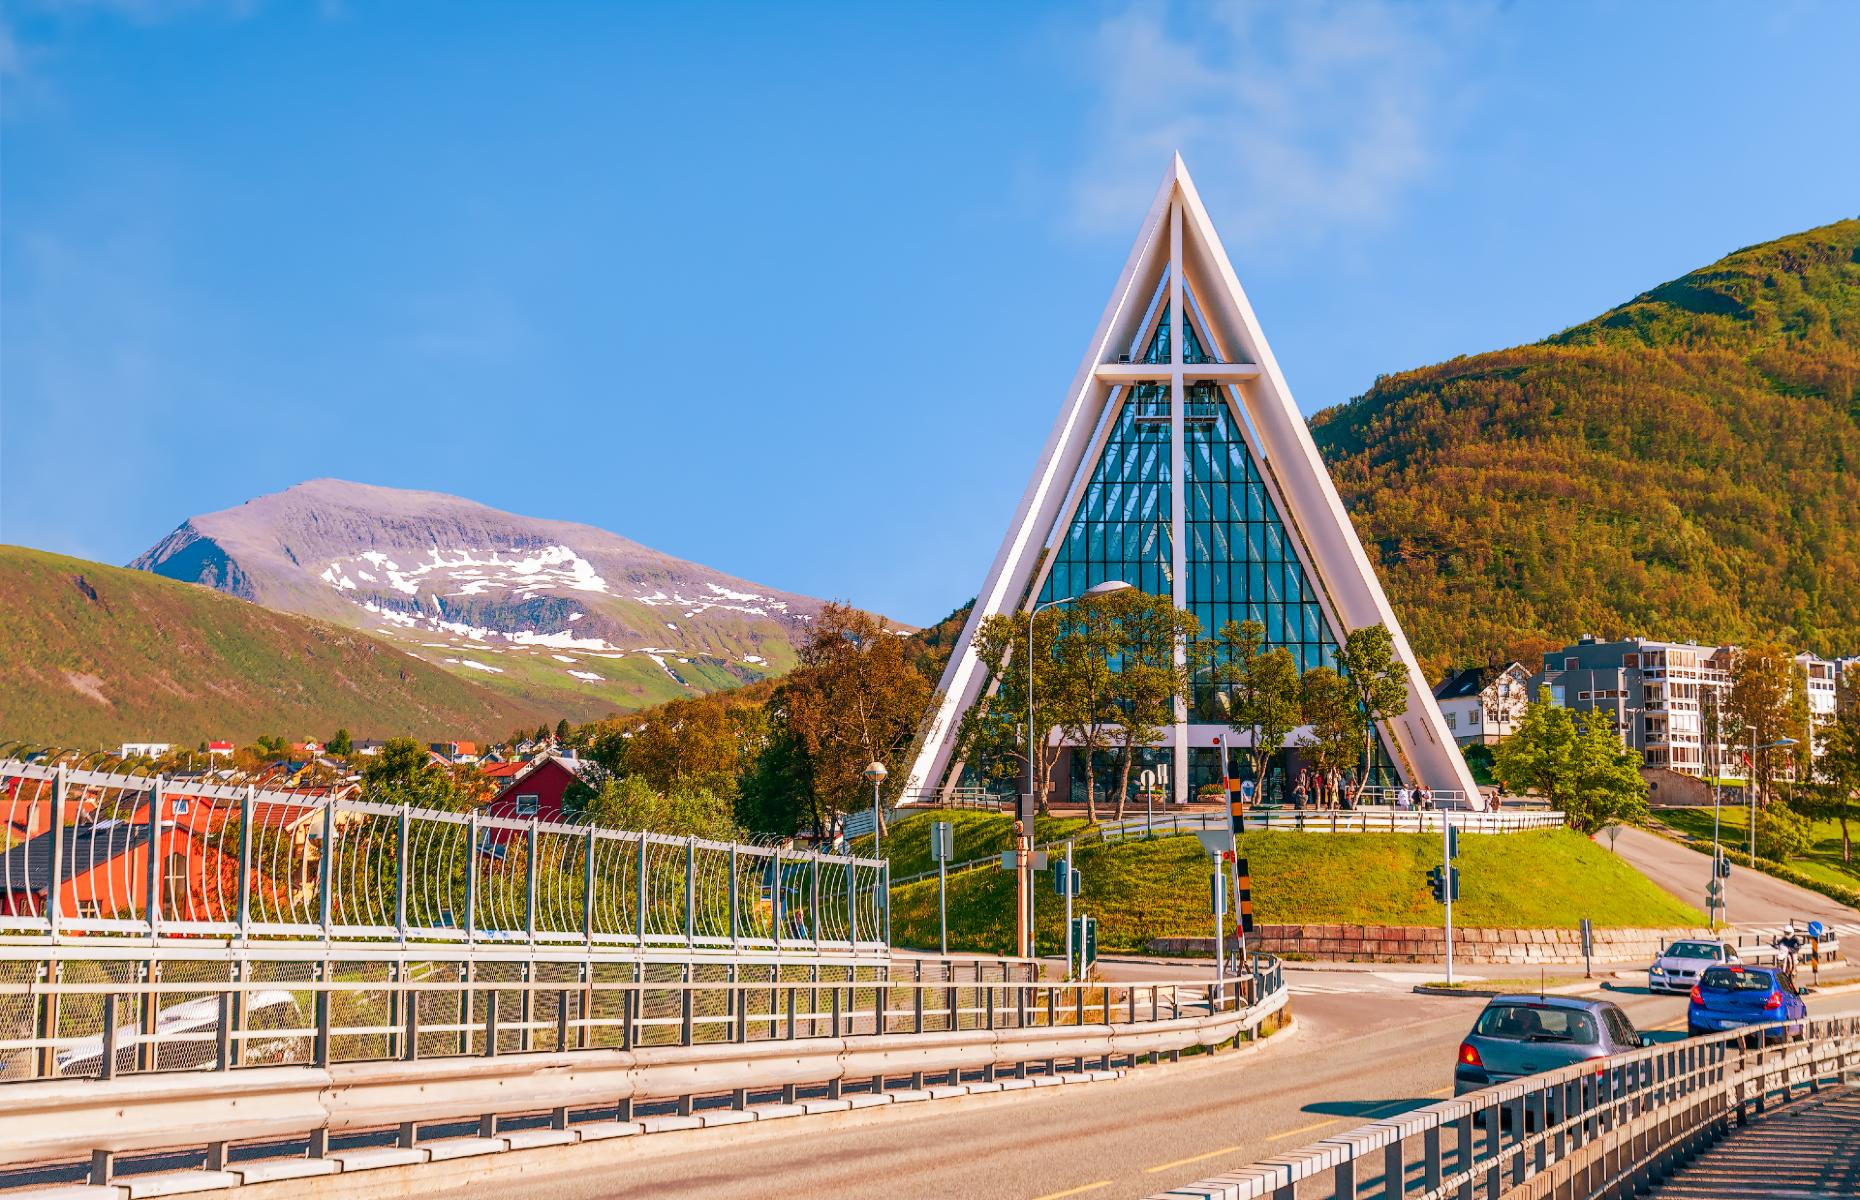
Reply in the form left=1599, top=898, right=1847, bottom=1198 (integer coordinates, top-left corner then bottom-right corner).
left=1687, top=964, right=1806, bottom=1041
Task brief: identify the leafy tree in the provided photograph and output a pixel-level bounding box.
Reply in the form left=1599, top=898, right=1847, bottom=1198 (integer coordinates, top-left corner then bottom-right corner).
left=781, top=603, right=931, bottom=836
left=1101, top=590, right=1197, bottom=818
left=588, top=693, right=766, bottom=800
left=1756, top=800, right=1814, bottom=862
left=359, top=736, right=468, bottom=811
left=326, top=728, right=354, bottom=758
left=583, top=776, right=744, bottom=842
left=555, top=718, right=572, bottom=744
left=1809, top=674, right=1860, bottom=864
left=1335, top=624, right=1410, bottom=786
left=534, top=725, right=550, bottom=743
left=1298, top=665, right=1364, bottom=799
left=1213, top=619, right=1301, bottom=790
left=1494, top=688, right=1649, bottom=834
left=1047, top=597, right=1124, bottom=821
left=737, top=716, right=813, bottom=836
left=1728, top=642, right=1808, bottom=809
left=964, top=608, right=1067, bottom=812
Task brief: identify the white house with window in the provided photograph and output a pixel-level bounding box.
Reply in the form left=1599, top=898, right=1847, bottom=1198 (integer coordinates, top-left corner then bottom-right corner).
left=1431, top=663, right=1532, bottom=747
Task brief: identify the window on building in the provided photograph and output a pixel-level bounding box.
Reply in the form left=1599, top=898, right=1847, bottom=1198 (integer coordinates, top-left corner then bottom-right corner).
left=514, top=793, right=540, bottom=817
left=1623, top=653, right=1639, bottom=668
left=1469, top=710, right=1480, bottom=725
left=1565, top=658, right=1579, bottom=671
left=1445, top=712, right=1456, bottom=730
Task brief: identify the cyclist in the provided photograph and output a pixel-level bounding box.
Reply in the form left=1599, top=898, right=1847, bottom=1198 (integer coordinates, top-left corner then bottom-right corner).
left=1773, top=923, right=1802, bottom=987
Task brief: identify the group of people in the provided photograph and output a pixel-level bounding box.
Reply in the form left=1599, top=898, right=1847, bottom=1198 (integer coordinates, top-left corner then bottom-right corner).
left=1287, top=766, right=1359, bottom=810
left=1391, top=784, right=1440, bottom=810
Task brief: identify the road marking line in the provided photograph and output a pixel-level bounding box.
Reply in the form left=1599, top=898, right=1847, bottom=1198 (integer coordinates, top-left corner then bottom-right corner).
left=1030, top=1183, right=1112, bottom=1200
left=1143, top=1145, right=1243, bottom=1173
left=1267, top=1118, right=1341, bottom=1141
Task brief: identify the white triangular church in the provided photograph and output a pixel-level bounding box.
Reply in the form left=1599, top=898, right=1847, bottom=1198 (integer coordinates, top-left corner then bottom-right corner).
left=905, top=155, right=1481, bottom=808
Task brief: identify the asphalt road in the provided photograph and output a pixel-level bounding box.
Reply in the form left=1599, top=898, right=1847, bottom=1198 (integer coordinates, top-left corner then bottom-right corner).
left=1612, top=825, right=1860, bottom=925
left=469, top=967, right=1860, bottom=1200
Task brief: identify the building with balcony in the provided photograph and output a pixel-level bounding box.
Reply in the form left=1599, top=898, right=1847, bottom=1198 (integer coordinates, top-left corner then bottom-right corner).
left=1529, top=636, right=1732, bottom=777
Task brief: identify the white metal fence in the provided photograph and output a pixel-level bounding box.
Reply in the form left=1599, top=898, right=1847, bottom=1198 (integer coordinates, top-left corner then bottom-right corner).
left=0, top=759, right=886, bottom=958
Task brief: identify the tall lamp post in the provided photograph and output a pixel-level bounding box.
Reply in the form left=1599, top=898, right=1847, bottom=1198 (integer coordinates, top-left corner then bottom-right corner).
left=1025, top=580, right=1134, bottom=807
left=1019, top=578, right=1132, bottom=960
left=1745, top=730, right=1799, bottom=867
left=864, top=761, right=888, bottom=856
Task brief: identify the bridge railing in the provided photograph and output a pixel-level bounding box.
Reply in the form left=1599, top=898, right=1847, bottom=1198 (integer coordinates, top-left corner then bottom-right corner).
left=0, top=759, right=886, bottom=959
left=1150, top=1014, right=1860, bottom=1200
left=0, top=955, right=1288, bottom=1188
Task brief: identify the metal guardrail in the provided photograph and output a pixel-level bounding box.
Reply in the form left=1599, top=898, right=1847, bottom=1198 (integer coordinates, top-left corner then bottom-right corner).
left=1151, top=1013, right=1860, bottom=1200
left=0, top=760, right=886, bottom=959
left=0, top=957, right=1287, bottom=1188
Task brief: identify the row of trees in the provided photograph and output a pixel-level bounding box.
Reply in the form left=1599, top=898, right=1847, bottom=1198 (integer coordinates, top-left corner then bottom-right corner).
left=955, top=588, right=1410, bottom=819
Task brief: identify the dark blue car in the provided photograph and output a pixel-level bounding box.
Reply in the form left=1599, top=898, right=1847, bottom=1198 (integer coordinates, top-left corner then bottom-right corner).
left=1687, top=964, right=1806, bottom=1041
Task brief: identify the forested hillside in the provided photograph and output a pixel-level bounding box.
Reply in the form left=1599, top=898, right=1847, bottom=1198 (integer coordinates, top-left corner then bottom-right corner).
left=1311, top=218, right=1860, bottom=677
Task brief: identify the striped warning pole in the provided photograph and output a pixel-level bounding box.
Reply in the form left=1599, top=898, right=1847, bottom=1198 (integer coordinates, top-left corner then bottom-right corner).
left=1220, top=733, right=1246, bottom=833
left=1234, top=855, right=1253, bottom=965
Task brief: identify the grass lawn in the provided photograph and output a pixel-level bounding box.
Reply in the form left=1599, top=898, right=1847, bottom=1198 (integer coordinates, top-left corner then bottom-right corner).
left=888, top=828, right=1707, bottom=957
left=850, top=809, right=1094, bottom=880
left=1653, top=806, right=1860, bottom=887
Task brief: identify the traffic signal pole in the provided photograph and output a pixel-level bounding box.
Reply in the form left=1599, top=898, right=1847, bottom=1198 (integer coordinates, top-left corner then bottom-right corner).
left=1442, top=818, right=1455, bottom=987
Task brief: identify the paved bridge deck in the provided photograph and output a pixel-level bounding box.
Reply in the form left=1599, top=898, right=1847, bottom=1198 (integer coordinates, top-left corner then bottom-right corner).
left=1651, top=1084, right=1860, bottom=1199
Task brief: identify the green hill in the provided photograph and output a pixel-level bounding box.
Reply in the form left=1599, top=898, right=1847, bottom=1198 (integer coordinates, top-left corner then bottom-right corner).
left=0, top=545, right=556, bottom=746
left=1311, top=218, right=1860, bottom=677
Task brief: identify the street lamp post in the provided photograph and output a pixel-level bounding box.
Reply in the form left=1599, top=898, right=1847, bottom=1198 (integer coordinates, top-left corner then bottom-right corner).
left=1745, top=731, right=1799, bottom=867
left=1018, top=579, right=1132, bottom=960
left=863, top=761, right=888, bottom=857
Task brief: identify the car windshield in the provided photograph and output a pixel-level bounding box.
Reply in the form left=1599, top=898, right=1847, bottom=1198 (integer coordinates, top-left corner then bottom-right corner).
left=1665, top=943, right=1721, bottom=960
left=1700, top=967, right=1771, bottom=991
left=1473, top=1004, right=1599, bottom=1044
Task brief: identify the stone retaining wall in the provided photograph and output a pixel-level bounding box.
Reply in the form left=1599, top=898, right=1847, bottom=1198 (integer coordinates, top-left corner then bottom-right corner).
left=1149, top=924, right=1712, bottom=965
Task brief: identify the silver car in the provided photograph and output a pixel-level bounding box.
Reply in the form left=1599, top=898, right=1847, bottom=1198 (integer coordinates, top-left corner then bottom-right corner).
left=1648, top=939, right=1740, bottom=994
left=1454, top=995, right=1647, bottom=1095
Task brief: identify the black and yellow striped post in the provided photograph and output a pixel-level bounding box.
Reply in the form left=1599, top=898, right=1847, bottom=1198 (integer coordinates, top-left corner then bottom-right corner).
left=1234, top=856, right=1254, bottom=962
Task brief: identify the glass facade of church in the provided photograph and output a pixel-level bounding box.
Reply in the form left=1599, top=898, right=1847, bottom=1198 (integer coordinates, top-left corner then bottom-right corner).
left=1035, top=293, right=1397, bottom=799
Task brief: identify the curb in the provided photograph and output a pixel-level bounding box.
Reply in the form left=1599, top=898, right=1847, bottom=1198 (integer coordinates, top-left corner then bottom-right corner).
left=1413, top=980, right=1599, bottom=999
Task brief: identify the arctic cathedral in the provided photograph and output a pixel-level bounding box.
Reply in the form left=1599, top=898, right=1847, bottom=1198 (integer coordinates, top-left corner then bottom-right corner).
left=904, top=156, right=1481, bottom=810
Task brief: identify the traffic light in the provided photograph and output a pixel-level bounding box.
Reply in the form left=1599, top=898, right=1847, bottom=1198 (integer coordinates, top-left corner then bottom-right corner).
left=1428, top=866, right=1461, bottom=904
left=1716, top=856, right=1732, bottom=879
left=1446, top=827, right=1460, bottom=860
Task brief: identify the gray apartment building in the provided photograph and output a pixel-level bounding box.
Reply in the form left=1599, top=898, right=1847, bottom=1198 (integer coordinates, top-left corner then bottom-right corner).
left=1528, top=636, right=1734, bottom=778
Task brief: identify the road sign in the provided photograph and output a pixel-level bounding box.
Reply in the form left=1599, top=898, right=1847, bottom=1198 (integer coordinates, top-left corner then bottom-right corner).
left=1000, top=850, right=1048, bottom=871
left=1706, top=879, right=1723, bottom=900
left=931, top=821, right=954, bottom=863
left=1196, top=829, right=1236, bottom=858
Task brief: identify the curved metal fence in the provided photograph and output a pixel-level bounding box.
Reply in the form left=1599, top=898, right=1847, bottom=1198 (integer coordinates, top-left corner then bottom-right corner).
left=0, top=759, right=886, bottom=957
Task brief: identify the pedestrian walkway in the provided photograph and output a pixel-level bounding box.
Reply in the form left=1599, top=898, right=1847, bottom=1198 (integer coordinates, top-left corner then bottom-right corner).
left=1649, top=1084, right=1860, bottom=1198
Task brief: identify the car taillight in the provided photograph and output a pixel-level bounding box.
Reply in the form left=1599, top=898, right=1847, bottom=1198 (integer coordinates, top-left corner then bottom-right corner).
left=1459, top=1042, right=1482, bottom=1067
left=1763, top=991, right=1782, bottom=1010
left=1689, top=985, right=1702, bottom=1004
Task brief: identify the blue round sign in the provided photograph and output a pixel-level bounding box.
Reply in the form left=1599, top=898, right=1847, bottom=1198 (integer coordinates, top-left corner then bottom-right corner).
left=1807, top=920, right=1825, bottom=939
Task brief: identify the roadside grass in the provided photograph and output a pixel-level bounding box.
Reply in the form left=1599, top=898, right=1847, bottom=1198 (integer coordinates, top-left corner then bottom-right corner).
left=1653, top=806, right=1860, bottom=887
left=849, top=809, right=1094, bottom=880
left=888, top=828, right=1707, bottom=957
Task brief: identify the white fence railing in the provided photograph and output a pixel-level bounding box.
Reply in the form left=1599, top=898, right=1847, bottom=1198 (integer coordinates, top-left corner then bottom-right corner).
left=0, top=759, right=887, bottom=959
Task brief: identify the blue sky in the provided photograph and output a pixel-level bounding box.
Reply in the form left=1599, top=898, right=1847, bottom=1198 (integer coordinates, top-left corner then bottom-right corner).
left=4, top=1, right=1857, bottom=627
